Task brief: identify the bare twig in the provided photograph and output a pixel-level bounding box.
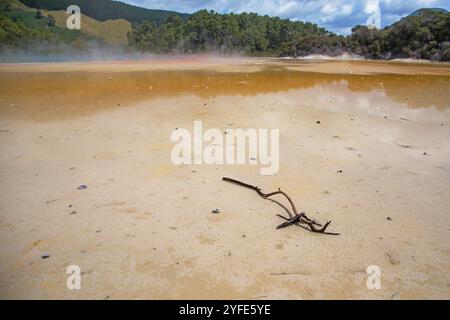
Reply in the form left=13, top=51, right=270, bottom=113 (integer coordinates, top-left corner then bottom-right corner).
left=222, top=177, right=339, bottom=235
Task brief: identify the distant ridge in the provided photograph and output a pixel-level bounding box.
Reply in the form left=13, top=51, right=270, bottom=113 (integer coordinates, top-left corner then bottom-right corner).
left=18, top=0, right=190, bottom=24
left=409, top=8, right=448, bottom=17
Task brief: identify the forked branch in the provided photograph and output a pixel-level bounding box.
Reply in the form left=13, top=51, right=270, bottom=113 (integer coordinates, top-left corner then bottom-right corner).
left=222, top=177, right=339, bottom=235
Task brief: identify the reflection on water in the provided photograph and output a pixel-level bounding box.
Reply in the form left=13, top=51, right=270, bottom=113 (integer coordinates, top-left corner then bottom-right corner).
left=0, top=66, right=449, bottom=121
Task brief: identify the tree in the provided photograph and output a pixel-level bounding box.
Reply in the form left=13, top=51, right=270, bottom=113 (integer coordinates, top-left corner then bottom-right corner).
left=35, top=10, right=42, bottom=20
left=47, top=14, right=55, bottom=27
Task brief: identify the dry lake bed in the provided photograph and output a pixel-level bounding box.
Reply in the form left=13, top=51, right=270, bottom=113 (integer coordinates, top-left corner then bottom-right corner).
left=0, top=58, right=449, bottom=299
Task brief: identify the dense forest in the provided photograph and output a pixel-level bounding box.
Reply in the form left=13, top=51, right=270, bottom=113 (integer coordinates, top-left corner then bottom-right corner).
left=19, top=0, right=189, bottom=24
left=127, top=10, right=330, bottom=55
left=1, top=0, right=449, bottom=61
left=128, top=8, right=450, bottom=61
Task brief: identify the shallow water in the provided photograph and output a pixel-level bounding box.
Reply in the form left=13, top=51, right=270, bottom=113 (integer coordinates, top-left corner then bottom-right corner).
left=0, top=60, right=449, bottom=122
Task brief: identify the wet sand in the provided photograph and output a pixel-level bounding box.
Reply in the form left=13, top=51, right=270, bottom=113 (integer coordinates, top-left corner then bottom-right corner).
left=0, top=58, right=449, bottom=299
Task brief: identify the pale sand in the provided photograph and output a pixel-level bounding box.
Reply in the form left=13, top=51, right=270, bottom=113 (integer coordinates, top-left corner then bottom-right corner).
left=0, top=58, right=449, bottom=299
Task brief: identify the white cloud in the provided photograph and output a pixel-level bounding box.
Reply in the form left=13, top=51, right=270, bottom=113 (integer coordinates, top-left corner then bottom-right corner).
left=365, top=0, right=379, bottom=14
left=321, top=4, right=338, bottom=15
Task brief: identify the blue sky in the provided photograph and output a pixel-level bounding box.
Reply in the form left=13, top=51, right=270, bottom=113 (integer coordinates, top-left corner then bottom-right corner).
left=121, top=0, right=450, bottom=34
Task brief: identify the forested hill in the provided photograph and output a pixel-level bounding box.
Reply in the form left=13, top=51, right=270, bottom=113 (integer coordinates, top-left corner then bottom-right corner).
left=1, top=0, right=449, bottom=61
left=409, top=8, right=448, bottom=17
left=127, top=8, right=450, bottom=61
left=18, top=0, right=189, bottom=24
left=128, top=10, right=330, bottom=55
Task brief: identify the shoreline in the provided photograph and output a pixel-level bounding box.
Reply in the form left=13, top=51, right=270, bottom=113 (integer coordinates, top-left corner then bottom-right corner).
left=2, top=53, right=450, bottom=67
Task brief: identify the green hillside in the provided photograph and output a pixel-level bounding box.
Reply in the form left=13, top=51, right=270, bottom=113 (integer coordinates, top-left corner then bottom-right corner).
left=18, top=0, right=189, bottom=24
left=1, top=0, right=89, bottom=49
left=409, top=8, right=448, bottom=17
left=347, top=7, right=450, bottom=60
left=2, top=0, right=131, bottom=47
left=1, top=0, right=449, bottom=61
left=126, top=7, right=450, bottom=60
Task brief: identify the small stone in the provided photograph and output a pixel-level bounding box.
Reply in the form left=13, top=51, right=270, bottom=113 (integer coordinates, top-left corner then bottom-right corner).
left=387, top=217, right=392, bottom=221
left=211, top=208, right=220, bottom=214
left=316, top=121, right=321, bottom=124
left=41, top=254, right=50, bottom=259
left=77, top=185, right=87, bottom=190
left=70, top=211, right=77, bottom=215
left=337, top=170, right=343, bottom=173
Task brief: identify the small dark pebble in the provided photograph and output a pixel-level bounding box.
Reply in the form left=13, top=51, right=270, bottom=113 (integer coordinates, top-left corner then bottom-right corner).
left=70, top=211, right=77, bottom=215
left=242, top=234, right=246, bottom=238
left=316, top=121, right=321, bottom=124
left=211, top=208, right=220, bottom=214
left=41, top=254, right=50, bottom=259
left=337, top=170, right=343, bottom=173
left=423, top=152, right=427, bottom=156
left=387, top=217, right=392, bottom=221
left=77, top=185, right=87, bottom=190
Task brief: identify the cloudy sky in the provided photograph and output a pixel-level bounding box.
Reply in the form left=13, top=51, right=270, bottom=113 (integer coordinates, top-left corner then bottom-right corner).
left=122, top=0, right=449, bottom=34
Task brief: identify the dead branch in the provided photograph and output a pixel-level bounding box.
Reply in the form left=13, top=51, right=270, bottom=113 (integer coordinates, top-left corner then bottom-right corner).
left=222, top=177, right=339, bottom=235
